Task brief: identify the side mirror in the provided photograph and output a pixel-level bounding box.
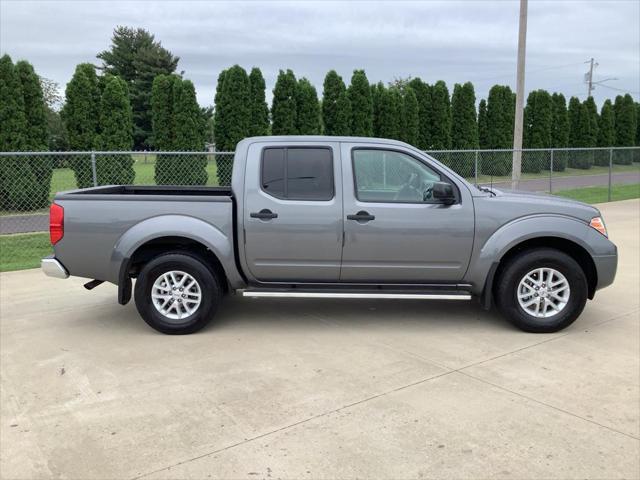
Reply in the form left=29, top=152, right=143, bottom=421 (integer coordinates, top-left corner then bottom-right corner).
left=432, top=181, right=456, bottom=205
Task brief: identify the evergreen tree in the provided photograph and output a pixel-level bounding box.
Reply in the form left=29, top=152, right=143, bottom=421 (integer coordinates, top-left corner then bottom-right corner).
left=15, top=60, right=53, bottom=207
left=213, top=69, right=227, bottom=148
left=377, top=87, right=401, bottom=140
left=172, top=79, right=207, bottom=184
left=151, top=74, right=180, bottom=151
left=215, top=65, right=250, bottom=184
left=567, top=97, right=593, bottom=169
left=348, top=69, right=373, bottom=136
left=635, top=102, right=640, bottom=162
left=401, top=87, right=419, bottom=146
left=449, top=82, right=478, bottom=176
left=296, top=77, right=320, bottom=135
left=551, top=93, right=569, bottom=171
left=428, top=80, right=451, bottom=150
left=322, top=70, right=351, bottom=135
left=97, top=26, right=179, bottom=149
left=450, top=82, right=478, bottom=149
left=95, top=75, right=135, bottom=185
left=583, top=96, right=599, bottom=148
left=61, top=63, right=101, bottom=188
left=523, top=89, right=552, bottom=173
left=0, top=54, right=34, bottom=211
left=271, top=69, right=297, bottom=135
left=408, top=78, right=432, bottom=150
left=477, top=99, right=488, bottom=149
left=371, top=82, right=385, bottom=137
left=248, top=67, right=269, bottom=136
left=595, top=99, right=615, bottom=165
left=613, top=94, right=637, bottom=164
left=484, top=85, right=515, bottom=175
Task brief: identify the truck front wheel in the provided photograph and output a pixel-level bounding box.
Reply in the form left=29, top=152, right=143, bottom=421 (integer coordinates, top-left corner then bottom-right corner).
left=134, top=252, right=222, bottom=334
left=495, top=248, right=588, bottom=333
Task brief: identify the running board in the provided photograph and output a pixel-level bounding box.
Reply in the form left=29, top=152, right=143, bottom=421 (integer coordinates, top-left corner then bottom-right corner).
left=241, top=291, right=471, bottom=300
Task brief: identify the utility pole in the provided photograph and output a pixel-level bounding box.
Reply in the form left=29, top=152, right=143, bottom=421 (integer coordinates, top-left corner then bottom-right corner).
left=511, top=0, right=528, bottom=190
left=586, top=58, right=595, bottom=97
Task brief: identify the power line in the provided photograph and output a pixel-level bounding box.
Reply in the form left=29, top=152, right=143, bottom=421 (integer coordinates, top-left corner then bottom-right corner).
left=596, top=83, right=640, bottom=95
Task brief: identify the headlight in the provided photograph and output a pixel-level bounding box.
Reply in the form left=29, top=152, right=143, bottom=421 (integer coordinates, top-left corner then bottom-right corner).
left=589, top=216, right=608, bottom=237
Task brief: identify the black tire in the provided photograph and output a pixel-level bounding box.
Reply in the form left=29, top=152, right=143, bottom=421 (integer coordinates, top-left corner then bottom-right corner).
left=134, top=252, right=222, bottom=334
left=495, top=248, right=588, bottom=333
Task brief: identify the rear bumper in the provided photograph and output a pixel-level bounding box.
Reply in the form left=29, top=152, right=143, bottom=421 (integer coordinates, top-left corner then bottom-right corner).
left=41, top=256, right=69, bottom=279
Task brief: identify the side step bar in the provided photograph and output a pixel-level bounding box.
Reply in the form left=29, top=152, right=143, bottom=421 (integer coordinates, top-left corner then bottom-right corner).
left=241, top=291, right=471, bottom=300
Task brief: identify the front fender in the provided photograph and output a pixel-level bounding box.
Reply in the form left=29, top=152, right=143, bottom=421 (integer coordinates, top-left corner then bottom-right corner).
left=466, top=214, right=612, bottom=295
left=108, top=214, right=244, bottom=288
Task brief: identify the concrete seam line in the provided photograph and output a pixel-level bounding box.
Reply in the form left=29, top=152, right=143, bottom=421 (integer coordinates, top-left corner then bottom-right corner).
left=457, top=370, right=640, bottom=441
left=456, top=308, right=639, bottom=372
left=130, top=368, right=458, bottom=480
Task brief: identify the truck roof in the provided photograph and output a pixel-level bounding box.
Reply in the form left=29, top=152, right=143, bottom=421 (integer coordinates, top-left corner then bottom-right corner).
left=237, top=135, right=413, bottom=149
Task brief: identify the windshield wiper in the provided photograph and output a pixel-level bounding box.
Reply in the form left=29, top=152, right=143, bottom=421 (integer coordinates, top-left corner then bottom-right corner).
left=476, top=185, right=497, bottom=196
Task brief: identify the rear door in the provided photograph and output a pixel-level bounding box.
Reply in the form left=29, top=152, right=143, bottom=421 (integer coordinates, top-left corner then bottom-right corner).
left=340, top=143, right=475, bottom=283
left=243, top=141, right=343, bottom=282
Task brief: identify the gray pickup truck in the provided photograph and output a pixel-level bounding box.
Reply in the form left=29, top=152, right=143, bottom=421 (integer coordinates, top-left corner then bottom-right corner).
left=42, top=136, right=617, bottom=334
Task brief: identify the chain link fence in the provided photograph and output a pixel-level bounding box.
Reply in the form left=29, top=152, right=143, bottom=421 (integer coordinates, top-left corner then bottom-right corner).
left=0, top=147, right=638, bottom=271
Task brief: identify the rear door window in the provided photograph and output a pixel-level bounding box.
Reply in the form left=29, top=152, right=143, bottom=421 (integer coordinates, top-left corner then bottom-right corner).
left=261, top=147, right=334, bottom=201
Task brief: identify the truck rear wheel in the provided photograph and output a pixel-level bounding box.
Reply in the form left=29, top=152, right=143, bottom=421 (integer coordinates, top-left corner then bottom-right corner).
left=134, top=252, right=221, bottom=334
left=495, top=248, right=588, bottom=333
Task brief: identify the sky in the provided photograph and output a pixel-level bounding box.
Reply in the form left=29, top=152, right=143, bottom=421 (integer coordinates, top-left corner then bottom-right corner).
left=1, top=0, right=639, bottom=109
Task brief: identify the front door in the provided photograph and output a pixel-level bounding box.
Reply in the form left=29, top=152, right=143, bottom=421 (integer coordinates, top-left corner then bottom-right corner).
left=340, top=144, right=474, bottom=283
left=243, top=142, right=343, bottom=282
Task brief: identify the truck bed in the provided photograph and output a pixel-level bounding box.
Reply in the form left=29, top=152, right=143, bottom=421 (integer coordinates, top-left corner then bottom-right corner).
left=53, top=185, right=235, bottom=284
left=60, top=185, right=232, bottom=197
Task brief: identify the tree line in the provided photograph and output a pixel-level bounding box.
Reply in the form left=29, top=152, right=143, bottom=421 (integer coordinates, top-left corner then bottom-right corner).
left=1, top=26, right=640, bottom=197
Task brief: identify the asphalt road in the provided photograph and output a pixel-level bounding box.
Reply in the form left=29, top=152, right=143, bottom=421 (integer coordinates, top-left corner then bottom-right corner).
left=1, top=171, right=638, bottom=235
left=1, top=200, right=638, bottom=479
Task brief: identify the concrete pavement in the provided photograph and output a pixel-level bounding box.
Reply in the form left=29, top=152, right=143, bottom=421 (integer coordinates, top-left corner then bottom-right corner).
left=1, top=200, right=639, bottom=479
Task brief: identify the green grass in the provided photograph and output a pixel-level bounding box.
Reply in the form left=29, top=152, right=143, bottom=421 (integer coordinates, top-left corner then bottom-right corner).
left=50, top=156, right=222, bottom=199
left=474, top=163, right=640, bottom=184
left=0, top=232, right=52, bottom=272
left=554, top=183, right=640, bottom=204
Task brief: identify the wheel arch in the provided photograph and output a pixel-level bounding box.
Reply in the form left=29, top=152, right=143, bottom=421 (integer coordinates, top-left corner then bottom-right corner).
left=480, top=235, right=597, bottom=309
left=110, top=215, right=244, bottom=305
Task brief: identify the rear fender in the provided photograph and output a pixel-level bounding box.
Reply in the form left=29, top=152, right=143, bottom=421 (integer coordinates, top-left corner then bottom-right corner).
left=109, top=215, right=245, bottom=293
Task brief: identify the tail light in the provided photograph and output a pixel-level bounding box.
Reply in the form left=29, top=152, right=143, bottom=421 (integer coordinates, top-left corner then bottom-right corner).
left=50, top=203, right=64, bottom=245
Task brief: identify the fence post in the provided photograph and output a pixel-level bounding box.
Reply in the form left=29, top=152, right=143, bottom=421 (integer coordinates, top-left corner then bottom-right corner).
left=549, top=149, right=554, bottom=193
left=91, top=151, right=97, bottom=187
left=474, top=150, right=479, bottom=184
left=608, top=148, right=613, bottom=202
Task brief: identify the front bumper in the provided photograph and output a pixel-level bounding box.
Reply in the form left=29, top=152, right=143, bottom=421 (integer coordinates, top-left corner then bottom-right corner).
left=41, top=255, right=69, bottom=279
left=593, top=252, right=618, bottom=291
